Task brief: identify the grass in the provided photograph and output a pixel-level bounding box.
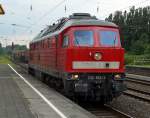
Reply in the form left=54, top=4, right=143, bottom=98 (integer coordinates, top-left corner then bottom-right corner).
left=125, top=53, right=150, bottom=67
left=0, top=55, right=13, bottom=64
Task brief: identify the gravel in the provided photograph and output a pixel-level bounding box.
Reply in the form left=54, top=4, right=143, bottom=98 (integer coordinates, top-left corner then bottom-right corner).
left=125, top=81, right=150, bottom=94
left=109, top=95, right=150, bottom=118
left=126, top=66, right=150, bottom=77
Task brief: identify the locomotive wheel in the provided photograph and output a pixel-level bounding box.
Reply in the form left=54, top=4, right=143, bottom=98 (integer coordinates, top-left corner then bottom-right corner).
left=42, top=77, right=46, bottom=83
left=28, top=67, right=35, bottom=76
left=63, top=80, right=75, bottom=98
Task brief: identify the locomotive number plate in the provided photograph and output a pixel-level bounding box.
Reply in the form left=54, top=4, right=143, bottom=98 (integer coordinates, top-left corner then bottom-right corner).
left=88, top=76, right=106, bottom=80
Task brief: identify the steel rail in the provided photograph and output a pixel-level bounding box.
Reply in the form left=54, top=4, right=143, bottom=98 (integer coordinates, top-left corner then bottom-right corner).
left=126, top=77, right=150, bottom=86
left=123, top=90, right=150, bottom=103
left=81, top=103, right=132, bottom=118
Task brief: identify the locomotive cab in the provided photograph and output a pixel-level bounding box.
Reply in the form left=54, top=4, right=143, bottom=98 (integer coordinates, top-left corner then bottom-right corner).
left=61, top=21, right=126, bottom=101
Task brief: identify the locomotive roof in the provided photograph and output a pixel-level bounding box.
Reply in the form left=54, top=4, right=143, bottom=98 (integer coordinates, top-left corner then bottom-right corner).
left=31, top=13, right=118, bottom=43
left=65, top=19, right=118, bottom=28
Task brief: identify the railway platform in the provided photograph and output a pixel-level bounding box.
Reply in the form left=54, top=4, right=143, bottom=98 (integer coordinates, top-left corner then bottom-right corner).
left=0, top=64, right=96, bottom=118
left=0, top=64, right=34, bottom=118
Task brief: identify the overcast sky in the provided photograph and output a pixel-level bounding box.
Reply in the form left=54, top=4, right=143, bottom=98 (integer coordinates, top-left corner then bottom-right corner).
left=0, top=0, right=150, bottom=47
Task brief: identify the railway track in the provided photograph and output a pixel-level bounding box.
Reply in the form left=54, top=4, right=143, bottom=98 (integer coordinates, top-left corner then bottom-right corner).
left=126, top=66, right=150, bottom=77
left=123, top=89, right=150, bottom=103
left=124, top=76, right=150, bottom=103
left=79, top=102, right=131, bottom=118
left=126, top=77, right=150, bottom=86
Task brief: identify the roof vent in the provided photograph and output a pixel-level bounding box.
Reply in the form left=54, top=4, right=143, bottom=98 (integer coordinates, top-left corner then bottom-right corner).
left=73, top=13, right=91, bottom=17
left=69, top=13, right=97, bottom=20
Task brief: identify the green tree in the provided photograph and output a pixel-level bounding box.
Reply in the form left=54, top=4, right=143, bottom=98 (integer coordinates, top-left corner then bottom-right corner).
left=105, top=6, right=150, bottom=54
left=144, top=45, right=150, bottom=54
left=139, top=33, right=149, bottom=44
left=132, top=40, right=145, bottom=55
left=106, top=13, right=113, bottom=21
left=0, top=43, right=3, bottom=55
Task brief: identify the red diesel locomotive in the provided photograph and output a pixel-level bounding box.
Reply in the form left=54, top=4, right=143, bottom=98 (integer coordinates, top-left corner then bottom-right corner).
left=28, top=13, right=126, bottom=102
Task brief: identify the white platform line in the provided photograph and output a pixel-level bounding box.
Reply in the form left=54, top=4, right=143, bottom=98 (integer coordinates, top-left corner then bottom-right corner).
left=8, top=64, right=67, bottom=118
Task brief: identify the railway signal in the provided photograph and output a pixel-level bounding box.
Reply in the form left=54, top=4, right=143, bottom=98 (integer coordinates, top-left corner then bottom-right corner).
left=0, top=4, right=5, bottom=15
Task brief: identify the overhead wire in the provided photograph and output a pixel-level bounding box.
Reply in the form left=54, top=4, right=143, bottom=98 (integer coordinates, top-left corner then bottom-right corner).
left=25, top=0, right=66, bottom=33
left=22, top=0, right=92, bottom=35
left=25, top=0, right=91, bottom=33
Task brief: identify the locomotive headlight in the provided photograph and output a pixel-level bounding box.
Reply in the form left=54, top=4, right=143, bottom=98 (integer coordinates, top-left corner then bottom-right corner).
left=114, top=74, right=121, bottom=80
left=94, top=53, right=102, bottom=60
left=71, top=74, right=79, bottom=80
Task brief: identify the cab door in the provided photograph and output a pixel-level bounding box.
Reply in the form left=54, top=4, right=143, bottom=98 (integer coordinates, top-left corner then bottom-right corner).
left=57, top=33, right=70, bottom=71
left=48, top=36, right=57, bottom=70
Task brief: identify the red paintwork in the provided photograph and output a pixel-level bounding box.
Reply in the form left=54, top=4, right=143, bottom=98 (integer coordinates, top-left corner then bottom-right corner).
left=29, top=25, right=125, bottom=75
left=65, top=48, right=124, bottom=73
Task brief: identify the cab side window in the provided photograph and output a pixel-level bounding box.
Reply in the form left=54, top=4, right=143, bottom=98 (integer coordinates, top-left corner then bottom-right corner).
left=62, top=35, right=69, bottom=47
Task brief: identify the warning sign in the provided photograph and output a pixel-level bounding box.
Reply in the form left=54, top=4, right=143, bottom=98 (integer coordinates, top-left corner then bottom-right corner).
left=0, top=4, right=5, bottom=15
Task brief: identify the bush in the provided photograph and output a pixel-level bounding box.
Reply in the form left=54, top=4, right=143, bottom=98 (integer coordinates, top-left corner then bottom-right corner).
left=125, top=54, right=134, bottom=65
left=144, top=45, right=150, bottom=54
left=131, top=40, right=145, bottom=55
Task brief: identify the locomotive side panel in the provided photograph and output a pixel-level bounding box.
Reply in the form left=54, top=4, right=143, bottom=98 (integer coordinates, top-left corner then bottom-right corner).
left=29, top=36, right=61, bottom=77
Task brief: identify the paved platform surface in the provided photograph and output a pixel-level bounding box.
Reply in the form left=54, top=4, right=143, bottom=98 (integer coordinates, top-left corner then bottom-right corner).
left=0, top=64, right=96, bottom=118
left=0, top=64, right=34, bottom=118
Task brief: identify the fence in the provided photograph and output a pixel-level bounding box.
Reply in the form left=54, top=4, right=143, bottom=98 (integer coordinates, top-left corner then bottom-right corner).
left=133, top=57, right=150, bottom=65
